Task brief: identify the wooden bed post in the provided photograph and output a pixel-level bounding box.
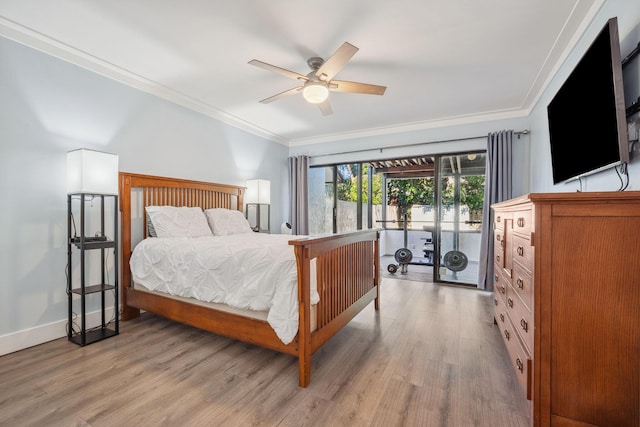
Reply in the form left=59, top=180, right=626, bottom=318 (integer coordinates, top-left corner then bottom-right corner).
left=374, top=231, right=380, bottom=310
left=118, top=173, right=140, bottom=320
left=294, top=244, right=312, bottom=387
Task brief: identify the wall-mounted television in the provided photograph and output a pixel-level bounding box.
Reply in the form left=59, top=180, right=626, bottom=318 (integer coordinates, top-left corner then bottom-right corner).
left=547, top=17, right=629, bottom=184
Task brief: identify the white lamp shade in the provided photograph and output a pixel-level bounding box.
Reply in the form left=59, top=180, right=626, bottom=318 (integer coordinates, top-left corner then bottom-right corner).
left=302, top=82, right=329, bottom=104
left=245, top=179, right=270, bottom=204
left=67, top=149, right=119, bottom=194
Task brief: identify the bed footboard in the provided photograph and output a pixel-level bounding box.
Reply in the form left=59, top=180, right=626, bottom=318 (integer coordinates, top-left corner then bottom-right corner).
left=290, top=229, right=380, bottom=387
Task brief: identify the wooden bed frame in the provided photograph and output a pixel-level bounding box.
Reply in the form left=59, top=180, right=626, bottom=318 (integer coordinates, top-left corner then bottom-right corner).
left=119, top=172, right=380, bottom=387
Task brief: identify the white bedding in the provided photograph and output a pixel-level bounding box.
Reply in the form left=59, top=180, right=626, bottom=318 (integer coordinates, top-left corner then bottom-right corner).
left=129, top=233, right=319, bottom=344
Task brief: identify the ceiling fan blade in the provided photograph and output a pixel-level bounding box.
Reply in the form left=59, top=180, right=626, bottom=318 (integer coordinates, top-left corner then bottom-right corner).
left=330, top=80, right=387, bottom=95
left=317, top=99, right=333, bottom=116
left=259, top=87, right=303, bottom=104
left=315, top=42, right=359, bottom=81
left=249, top=60, right=309, bottom=82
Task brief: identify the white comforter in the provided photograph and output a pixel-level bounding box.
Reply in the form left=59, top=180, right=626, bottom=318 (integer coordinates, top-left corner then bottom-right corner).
left=129, top=233, right=319, bottom=344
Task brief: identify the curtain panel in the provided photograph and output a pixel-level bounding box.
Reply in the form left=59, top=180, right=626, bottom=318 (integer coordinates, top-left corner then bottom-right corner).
left=477, top=130, right=513, bottom=290
left=287, top=155, right=309, bottom=235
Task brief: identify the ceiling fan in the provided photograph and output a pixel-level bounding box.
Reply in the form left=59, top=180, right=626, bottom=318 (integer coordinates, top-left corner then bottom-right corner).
left=248, top=42, right=386, bottom=116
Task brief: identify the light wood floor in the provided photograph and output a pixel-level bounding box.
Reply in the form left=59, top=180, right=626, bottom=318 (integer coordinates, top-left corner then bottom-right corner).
left=0, top=278, right=531, bottom=427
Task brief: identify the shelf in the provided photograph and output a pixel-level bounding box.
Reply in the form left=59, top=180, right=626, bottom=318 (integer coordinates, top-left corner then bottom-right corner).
left=67, top=192, right=119, bottom=347
left=69, top=327, right=118, bottom=346
left=70, top=239, right=116, bottom=250
left=71, top=284, right=116, bottom=295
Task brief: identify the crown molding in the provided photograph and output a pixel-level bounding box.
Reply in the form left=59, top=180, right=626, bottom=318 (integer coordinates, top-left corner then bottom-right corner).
left=288, top=108, right=530, bottom=147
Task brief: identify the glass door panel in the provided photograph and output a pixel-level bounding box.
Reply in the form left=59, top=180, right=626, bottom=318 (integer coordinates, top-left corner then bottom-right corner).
left=336, top=163, right=358, bottom=233
left=384, top=176, right=436, bottom=272
left=308, top=166, right=334, bottom=235
left=435, top=153, right=486, bottom=285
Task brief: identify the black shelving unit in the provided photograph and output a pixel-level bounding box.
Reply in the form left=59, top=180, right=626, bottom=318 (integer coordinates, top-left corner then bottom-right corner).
left=67, top=193, right=119, bottom=346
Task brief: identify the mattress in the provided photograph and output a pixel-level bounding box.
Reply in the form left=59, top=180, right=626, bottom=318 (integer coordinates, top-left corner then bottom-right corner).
left=129, top=233, right=319, bottom=344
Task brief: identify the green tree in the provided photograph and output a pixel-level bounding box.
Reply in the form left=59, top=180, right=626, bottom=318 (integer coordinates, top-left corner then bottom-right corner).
left=347, top=165, right=383, bottom=204
left=460, top=175, right=485, bottom=212
left=387, top=178, right=436, bottom=223
left=439, top=177, right=454, bottom=206
left=335, top=164, right=354, bottom=202
left=337, top=164, right=383, bottom=204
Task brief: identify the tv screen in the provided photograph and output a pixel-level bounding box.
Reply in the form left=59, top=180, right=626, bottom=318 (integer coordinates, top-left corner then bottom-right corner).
left=547, top=17, right=629, bottom=184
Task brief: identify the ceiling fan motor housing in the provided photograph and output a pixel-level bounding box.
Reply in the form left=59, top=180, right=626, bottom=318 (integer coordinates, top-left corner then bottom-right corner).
left=307, top=56, right=325, bottom=72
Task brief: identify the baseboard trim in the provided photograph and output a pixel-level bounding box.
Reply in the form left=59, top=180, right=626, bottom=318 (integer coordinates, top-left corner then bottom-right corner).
left=0, top=307, right=117, bottom=356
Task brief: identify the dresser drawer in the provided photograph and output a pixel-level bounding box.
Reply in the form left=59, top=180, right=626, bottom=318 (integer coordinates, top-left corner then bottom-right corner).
left=513, top=209, right=532, bottom=237
left=506, top=284, right=533, bottom=354
left=493, top=268, right=508, bottom=302
left=501, top=317, right=532, bottom=400
left=494, top=230, right=505, bottom=266
left=493, top=211, right=511, bottom=230
left=495, top=231, right=513, bottom=280
left=494, top=290, right=508, bottom=328
left=512, top=234, right=533, bottom=273
left=512, top=262, right=533, bottom=312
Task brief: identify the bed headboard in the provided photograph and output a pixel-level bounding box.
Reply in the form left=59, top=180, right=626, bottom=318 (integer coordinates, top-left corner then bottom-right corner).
left=119, top=172, right=245, bottom=306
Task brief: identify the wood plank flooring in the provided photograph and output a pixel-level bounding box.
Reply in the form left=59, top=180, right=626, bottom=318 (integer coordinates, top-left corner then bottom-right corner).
left=0, top=278, right=531, bottom=427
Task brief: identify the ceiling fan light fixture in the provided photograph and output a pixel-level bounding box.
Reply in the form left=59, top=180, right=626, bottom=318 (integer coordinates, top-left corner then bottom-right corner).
left=249, top=42, right=386, bottom=114
left=302, top=82, right=329, bottom=104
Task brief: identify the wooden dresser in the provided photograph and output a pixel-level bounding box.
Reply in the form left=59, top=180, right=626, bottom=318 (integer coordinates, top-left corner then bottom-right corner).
left=492, top=191, right=640, bottom=427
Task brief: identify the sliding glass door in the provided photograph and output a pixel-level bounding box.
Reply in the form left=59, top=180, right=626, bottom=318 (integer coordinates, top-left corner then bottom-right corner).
left=308, top=152, right=486, bottom=287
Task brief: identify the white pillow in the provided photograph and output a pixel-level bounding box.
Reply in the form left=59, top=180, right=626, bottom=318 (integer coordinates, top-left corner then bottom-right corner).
left=146, top=206, right=213, bottom=238
left=204, top=208, right=254, bottom=236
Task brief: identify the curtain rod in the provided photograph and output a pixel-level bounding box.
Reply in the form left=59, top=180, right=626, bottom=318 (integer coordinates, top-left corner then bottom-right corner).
left=310, top=129, right=529, bottom=158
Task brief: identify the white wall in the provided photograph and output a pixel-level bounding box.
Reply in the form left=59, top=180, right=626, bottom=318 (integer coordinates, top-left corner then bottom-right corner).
left=0, top=35, right=288, bottom=354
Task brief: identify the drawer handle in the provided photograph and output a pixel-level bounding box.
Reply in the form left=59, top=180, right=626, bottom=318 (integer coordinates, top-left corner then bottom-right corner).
left=516, top=357, right=524, bottom=372
left=496, top=216, right=501, bottom=223
left=517, top=217, right=525, bottom=227
left=496, top=255, right=501, bottom=262
left=499, top=313, right=505, bottom=322
left=494, top=298, right=498, bottom=306
left=520, top=318, right=528, bottom=332
left=501, top=285, right=506, bottom=294
left=517, top=246, right=524, bottom=256
left=500, top=240, right=505, bottom=248
left=494, top=274, right=499, bottom=282
left=496, top=234, right=501, bottom=242
left=504, top=329, right=510, bottom=341
left=507, top=297, right=513, bottom=308
left=516, top=277, right=524, bottom=289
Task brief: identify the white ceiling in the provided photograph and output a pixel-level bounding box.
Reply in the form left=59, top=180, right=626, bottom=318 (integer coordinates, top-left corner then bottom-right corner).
left=0, top=0, right=602, bottom=146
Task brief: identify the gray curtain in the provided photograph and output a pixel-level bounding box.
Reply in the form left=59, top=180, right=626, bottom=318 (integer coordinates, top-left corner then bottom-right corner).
left=477, top=130, right=513, bottom=290
left=288, top=155, right=309, bottom=235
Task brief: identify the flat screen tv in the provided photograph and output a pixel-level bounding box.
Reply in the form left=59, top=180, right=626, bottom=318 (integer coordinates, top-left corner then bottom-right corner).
left=547, top=17, right=629, bottom=184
